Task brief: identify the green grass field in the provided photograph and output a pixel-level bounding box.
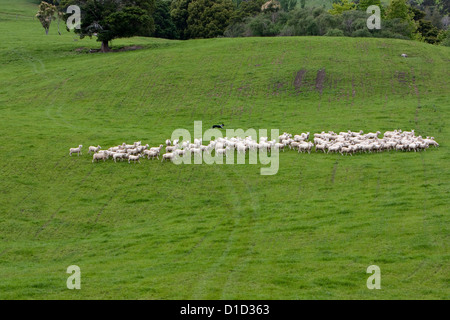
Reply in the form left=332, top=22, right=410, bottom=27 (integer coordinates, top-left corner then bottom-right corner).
left=0, top=0, right=449, bottom=299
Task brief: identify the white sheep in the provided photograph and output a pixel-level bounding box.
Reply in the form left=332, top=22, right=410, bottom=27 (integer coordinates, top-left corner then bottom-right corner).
left=128, top=154, right=142, bottom=164
left=150, top=145, right=164, bottom=154
left=174, top=149, right=186, bottom=157
left=315, top=144, right=326, bottom=153
left=328, top=143, right=342, bottom=154
left=127, top=148, right=140, bottom=155
left=69, top=145, right=83, bottom=156
left=215, top=149, right=227, bottom=157
left=88, top=145, right=101, bottom=154
left=165, top=145, right=178, bottom=153
left=236, top=143, right=248, bottom=154
left=113, top=153, right=127, bottom=162
left=146, top=151, right=159, bottom=160
left=162, top=153, right=176, bottom=162
left=92, top=152, right=108, bottom=162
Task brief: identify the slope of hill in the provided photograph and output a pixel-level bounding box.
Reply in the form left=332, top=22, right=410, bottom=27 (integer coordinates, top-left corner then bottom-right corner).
left=0, top=0, right=448, bottom=299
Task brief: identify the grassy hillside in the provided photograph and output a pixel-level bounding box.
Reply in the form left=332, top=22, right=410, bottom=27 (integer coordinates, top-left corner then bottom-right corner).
left=0, top=0, right=448, bottom=299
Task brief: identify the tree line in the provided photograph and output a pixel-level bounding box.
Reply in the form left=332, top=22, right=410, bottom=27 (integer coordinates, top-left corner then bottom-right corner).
left=36, top=0, right=450, bottom=51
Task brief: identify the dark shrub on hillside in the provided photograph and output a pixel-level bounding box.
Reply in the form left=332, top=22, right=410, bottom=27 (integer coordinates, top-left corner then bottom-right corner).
left=325, top=28, right=345, bottom=36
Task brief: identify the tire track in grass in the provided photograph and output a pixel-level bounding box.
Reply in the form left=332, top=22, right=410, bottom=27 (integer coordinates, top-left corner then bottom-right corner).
left=190, top=167, right=247, bottom=299
left=220, top=171, right=261, bottom=299
left=83, top=193, right=116, bottom=238
left=10, top=48, right=47, bottom=75
left=44, top=77, right=75, bottom=129
left=331, top=160, right=339, bottom=184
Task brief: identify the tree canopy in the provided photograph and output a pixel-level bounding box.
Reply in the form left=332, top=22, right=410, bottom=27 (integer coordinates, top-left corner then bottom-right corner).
left=35, top=0, right=449, bottom=49
left=60, top=0, right=156, bottom=51
left=171, top=0, right=234, bottom=39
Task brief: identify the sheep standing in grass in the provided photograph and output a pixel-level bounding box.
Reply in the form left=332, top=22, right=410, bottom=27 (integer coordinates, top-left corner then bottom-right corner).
left=215, top=149, right=227, bottom=157
left=128, top=154, right=142, bottom=164
left=425, top=138, right=439, bottom=148
left=315, top=144, right=326, bottom=153
left=328, top=143, right=342, bottom=154
left=162, top=153, right=176, bottom=162
left=69, top=145, right=83, bottom=156
left=113, top=153, right=127, bottom=162
left=127, top=148, right=139, bottom=155
left=340, top=146, right=353, bottom=156
left=92, top=152, right=108, bottom=162
left=146, top=151, right=159, bottom=160
left=88, top=145, right=101, bottom=154
left=75, top=128, right=440, bottom=166
left=150, top=145, right=164, bottom=155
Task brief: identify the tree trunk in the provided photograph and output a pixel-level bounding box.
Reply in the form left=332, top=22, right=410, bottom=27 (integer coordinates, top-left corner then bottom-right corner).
left=101, top=40, right=110, bottom=53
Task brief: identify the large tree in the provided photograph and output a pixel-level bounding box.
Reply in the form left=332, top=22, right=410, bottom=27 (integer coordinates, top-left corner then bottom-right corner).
left=386, top=0, right=410, bottom=20
left=170, top=0, right=192, bottom=39
left=153, top=0, right=179, bottom=39
left=187, top=0, right=234, bottom=38
left=60, top=0, right=155, bottom=52
left=386, top=0, right=416, bottom=37
left=229, top=0, right=266, bottom=24
left=171, top=0, right=234, bottom=39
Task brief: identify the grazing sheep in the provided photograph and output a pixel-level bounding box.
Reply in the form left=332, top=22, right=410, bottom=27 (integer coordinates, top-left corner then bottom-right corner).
left=150, top=145, right=164, bottom=154
left=113, top=153, right=127, bottom=162
left=315, top=144, right=326, bottom=153
left=122, top=142, right=135, bottom=150
left=127, top=148, right=140, bottom=155
left=162, top=153, right=176, bottom=162
left=69, top=145, right=83, bottom=156
left=425, top=139, right=439, bottom=148
left=146, top=151, right=159, bottom=160
left=365, top=131, right=381, bottom=139
left=128, top=154, right=142, bottom=164
left=73, top=128, right=440, bottom=167
left=328, top=143, right=342, bottom=154
left=88, top=145, right=101, bottom=154
left=174, top=149, right=186, bottom=157
left=340, top=146, right=353, bottom=156
left=298, top=142, right=313, bottom=154
left=165, top=145, right=178, bottom=153
left=92, top=152, right=108, bottom=163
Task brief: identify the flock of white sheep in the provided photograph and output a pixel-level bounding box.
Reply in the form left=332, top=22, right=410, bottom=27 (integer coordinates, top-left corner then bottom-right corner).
left=68, top=129, right=439, bottom=163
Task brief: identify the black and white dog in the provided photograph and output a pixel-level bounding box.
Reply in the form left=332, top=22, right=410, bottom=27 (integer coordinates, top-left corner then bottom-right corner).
left=212, top=123, right=225, bottom=129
